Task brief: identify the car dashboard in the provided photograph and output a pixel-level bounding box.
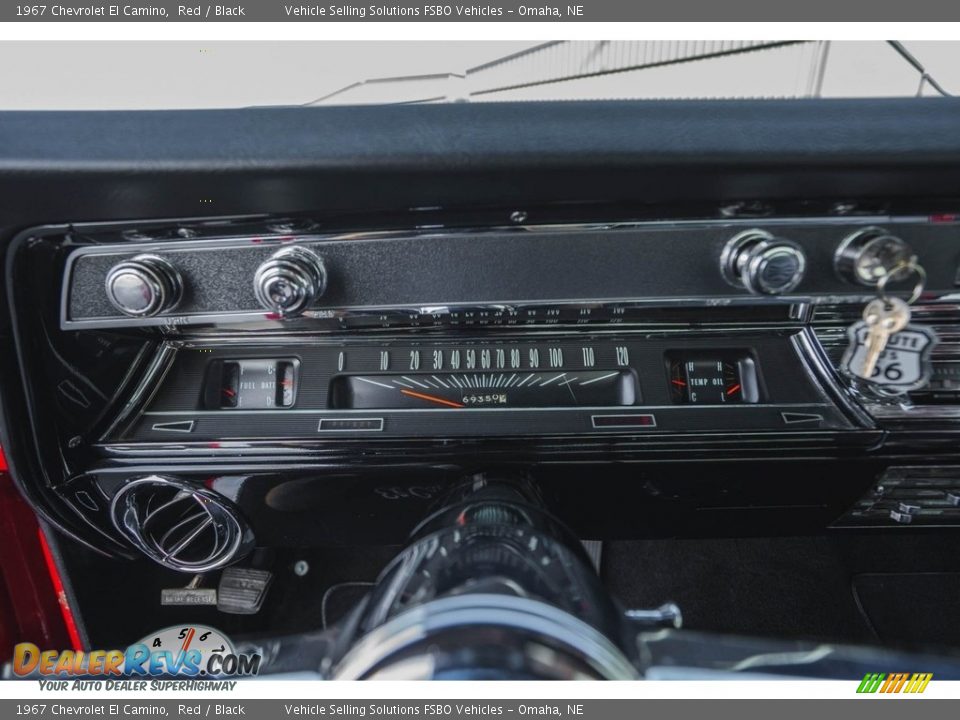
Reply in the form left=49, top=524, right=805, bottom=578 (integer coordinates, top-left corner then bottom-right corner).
left=3, top=98, right=960, bottom=667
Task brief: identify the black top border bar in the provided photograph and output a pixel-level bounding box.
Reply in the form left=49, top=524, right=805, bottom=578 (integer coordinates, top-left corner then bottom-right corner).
left=4, top=0, right=958, bottom=22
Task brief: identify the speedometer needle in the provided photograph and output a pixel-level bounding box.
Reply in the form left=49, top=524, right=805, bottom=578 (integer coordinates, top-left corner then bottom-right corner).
left=400, top=388, right=465, bottom=409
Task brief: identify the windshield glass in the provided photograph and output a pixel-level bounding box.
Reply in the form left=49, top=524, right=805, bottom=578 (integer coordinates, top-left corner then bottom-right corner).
left=1, top=40, right=955, bottom=109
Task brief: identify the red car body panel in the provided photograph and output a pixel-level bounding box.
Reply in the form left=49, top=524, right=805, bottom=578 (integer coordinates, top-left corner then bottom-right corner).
left=0, top=444, right=76, bottom=662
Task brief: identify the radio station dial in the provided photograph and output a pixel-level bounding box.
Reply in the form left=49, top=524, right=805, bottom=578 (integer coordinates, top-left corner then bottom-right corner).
left=720, top=230, right=806, bottom=296
left=253, top=246, right=327, bottom=317
left=104, top=254, right=184, bottom=317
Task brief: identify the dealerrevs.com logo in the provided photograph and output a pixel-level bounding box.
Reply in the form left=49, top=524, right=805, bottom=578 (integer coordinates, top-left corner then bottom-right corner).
left=856, top=673, right=933, bottom=694
left=13, top=625, right=261, bottom=684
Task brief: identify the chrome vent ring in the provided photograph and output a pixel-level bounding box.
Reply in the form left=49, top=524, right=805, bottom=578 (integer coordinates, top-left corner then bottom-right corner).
left=110, top=476, right=253, bottom=573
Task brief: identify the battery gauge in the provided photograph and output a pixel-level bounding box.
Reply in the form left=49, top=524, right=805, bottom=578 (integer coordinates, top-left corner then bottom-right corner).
left=667, top=352, right=760, bottom=405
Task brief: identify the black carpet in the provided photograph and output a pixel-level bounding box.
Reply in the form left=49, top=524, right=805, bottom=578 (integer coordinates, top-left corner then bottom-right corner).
left=601, top=535, right=960, bottom=653
left=601, top=537, right=874, bottom=644
left=54, top=530, right=960, bottom=654
left=853, top=572, right=960, bottom=648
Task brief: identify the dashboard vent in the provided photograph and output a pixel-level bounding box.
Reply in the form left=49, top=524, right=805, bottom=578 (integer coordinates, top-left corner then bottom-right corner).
left=835, top=466, right=960, bottom=527
left=110, top=476, right=252, bottom=573
left=812, top=302, right=960, bottom=417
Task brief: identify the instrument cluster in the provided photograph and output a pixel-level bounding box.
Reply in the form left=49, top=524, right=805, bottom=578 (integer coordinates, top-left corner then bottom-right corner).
left=11, top=208, right=960, bottom=555
left=112, top=332, right=851, bottom=444
left=39, top=213, right=960, bottom=446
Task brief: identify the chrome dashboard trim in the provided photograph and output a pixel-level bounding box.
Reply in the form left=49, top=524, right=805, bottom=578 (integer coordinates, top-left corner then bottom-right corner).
left=98, top=343, right=179, bottom=441
left=809, top=301, right=960, bottom=423
left=866, top=404, right=960, bottom=420
left=92, top=430, right=881, bottom=460
left=59, top=214, right=953, bottom=331
left=62, top=296, right=885, bottom=332
left=172, top=324, right=811, bottom=344
left=792, top=326, right=876, bottom=428
left=140, top=403, right=838, bottom=417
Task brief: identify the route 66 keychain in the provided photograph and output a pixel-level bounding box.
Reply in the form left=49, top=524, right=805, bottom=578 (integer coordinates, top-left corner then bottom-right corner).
left=840, top=261, right=938, bottom=396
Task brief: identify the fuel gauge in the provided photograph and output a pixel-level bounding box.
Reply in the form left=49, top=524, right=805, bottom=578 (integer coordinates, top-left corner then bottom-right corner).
left=204, top=358, right=299, bottom=409
left=667, top=352, right=760, bottom=405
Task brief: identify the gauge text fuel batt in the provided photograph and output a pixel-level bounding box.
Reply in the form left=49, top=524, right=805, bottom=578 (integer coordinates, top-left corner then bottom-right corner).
left=284, top=4, right=505, bottom=16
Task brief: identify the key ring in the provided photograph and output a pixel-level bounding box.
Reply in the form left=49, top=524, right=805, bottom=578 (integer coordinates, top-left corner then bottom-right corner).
left=877, top=260, right=926, bottom=305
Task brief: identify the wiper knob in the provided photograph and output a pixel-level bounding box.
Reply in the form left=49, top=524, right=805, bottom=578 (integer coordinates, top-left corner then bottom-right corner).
left=253, top=246, right=327, bottom=317
left=105, top=254, right=184, bottom=317
left=721, top=229, right=807, bottom=295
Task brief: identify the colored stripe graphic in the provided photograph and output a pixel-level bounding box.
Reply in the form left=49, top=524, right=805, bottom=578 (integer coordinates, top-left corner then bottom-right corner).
left=908, top=673, right=933, bottom=693
left=857, top=672, right=932, bottom=693
left=857, top=673, right=885, bottom=693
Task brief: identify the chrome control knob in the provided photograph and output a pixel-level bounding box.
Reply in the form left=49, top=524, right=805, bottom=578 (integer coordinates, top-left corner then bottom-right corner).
left=253, top=246, right=327, bottom=317
left=105, top=254, right=183, bottom=317
left=721, top=230, right=806, bottom=295
left=835, top=227, right=917, bottom=287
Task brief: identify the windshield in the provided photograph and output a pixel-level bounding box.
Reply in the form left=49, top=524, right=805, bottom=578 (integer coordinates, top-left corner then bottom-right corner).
left=0, top=40, right=955, bottom=110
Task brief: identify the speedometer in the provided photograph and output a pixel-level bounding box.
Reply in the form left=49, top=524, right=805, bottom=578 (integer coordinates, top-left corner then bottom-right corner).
left=330, top=370, right=637, bottom=409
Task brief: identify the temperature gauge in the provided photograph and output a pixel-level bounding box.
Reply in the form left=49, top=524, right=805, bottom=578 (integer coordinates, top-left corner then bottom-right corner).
left=667, top=352, right=760, bottom=405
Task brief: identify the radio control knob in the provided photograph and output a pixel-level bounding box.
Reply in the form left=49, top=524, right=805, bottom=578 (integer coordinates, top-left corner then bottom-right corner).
left=105, top=254, right=183, bottom=317
left=834, top=227, right=917, bottom=287
left=721, top=230, right=806, bottom=295
left=253, top=246, right=327, bottom=317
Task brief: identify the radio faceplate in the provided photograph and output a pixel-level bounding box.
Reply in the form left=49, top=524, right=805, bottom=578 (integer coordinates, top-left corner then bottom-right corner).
left=61, top=217, right=960, bottom=331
